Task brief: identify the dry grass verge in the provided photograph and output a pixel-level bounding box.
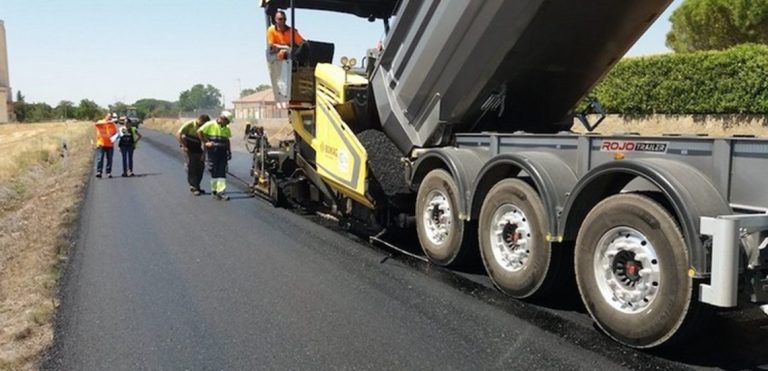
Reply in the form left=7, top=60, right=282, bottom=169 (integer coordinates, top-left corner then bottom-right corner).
left=0, top=122, right=92, bottom=370
left=142, top=117, right=179, bottom=136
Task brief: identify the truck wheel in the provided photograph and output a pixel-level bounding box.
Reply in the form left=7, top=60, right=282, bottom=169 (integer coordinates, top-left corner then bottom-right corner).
left=575, top=193, right=698, bottom=348
left=478, top=179, right=558, bottom=298
left=416, top=169, right=475, bottom=266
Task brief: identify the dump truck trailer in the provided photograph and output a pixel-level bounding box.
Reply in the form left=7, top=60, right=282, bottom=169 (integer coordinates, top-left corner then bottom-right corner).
left=250, top=0, right=768, bottom=348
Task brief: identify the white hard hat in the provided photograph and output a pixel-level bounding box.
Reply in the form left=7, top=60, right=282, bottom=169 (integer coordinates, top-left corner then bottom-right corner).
left=220, top=111, right=234, bottom=122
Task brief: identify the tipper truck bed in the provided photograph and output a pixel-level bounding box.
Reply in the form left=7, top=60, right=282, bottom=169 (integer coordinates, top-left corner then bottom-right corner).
left=372, top=0, right=674, bottom=152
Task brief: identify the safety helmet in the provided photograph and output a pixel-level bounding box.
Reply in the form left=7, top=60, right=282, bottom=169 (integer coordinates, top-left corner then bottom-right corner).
left=220, top=111, right=234, bottom=122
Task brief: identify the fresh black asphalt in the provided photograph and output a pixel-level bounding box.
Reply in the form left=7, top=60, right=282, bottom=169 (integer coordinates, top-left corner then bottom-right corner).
left=43, top=130, right=768, bottom=370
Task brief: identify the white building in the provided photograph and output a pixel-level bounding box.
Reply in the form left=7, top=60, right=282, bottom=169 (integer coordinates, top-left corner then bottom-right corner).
left=233, top=89, right=287, bottom=122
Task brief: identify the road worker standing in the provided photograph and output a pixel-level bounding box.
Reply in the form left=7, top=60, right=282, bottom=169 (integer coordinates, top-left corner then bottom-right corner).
left=94, top=113, right=118, bottom=178
left=118, top=119, right=142, bottom=177
left=198, top=111, right=233, bottom=201
left=178, top=114, right=210, bottom=195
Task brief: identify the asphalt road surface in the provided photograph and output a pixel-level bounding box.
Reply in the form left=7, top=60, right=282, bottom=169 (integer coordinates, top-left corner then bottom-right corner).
left=44, top=130, right=768, bottom=370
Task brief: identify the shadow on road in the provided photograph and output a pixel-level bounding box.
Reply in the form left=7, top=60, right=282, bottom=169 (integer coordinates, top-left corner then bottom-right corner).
left=128, top=172, right=162, bottom=178
left=223, top=191, right=255, bottom=200
left=650, top=310, right=768, bottom=369
left=371, top=226, right=768, bottom=369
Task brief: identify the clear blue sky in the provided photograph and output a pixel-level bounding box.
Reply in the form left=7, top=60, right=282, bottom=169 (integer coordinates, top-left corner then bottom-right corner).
left=0, top=0, right=682, bottom=108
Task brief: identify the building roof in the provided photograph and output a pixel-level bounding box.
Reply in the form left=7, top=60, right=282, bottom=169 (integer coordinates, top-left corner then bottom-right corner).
left=233, top=89, right=275, bottom=104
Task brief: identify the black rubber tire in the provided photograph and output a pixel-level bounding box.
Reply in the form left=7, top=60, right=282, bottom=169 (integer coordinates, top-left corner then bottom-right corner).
left=478, top=179, right=560, bottom=299
left=575, top=193, right=700, bottom=348
left=415, top=169, right=475, bottom=267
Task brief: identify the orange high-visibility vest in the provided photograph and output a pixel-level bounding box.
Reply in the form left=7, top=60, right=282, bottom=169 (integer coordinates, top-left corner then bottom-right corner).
left=267, top=25, right=304, bottom=61
left=95, top=122, right=117, bottom=147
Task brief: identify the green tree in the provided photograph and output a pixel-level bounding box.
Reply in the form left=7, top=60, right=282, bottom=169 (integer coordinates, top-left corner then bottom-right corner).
left=667, top=0, right=768, bottom=52
left=178, top=84, right=221, bottom=111
left=75, top=99, right=105, bottom=121
left=25, top=103, right=54, bottom=122
left=109, top=101, right=130, bottom=115
left=730, top=1, right=768, bottom=41
left=14, top=90, right=26, bottom=122
left=133, top=98, right=177, bottom=118
left=240, top=84, right=271, bottom=97
left=54, top=100, right=75, bottom=120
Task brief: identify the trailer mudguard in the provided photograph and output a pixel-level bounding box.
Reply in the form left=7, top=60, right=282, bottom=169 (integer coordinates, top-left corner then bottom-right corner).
left=410, top=148, right=489, bottom=221
left=559, top=158, right=732, bottom=275
left=469, top=152, right=578, bottom=239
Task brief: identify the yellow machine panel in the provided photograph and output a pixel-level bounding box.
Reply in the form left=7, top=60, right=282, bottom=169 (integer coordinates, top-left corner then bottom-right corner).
left=294, top=63, right=373, bottom=208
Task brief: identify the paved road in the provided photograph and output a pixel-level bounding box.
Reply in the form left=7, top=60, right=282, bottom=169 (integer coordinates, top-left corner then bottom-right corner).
left=44, top=130, right=768, bottom=370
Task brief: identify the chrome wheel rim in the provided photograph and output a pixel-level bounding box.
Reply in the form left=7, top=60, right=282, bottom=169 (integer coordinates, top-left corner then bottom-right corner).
left=489, top=204, right=532, bottom=272
left=423, top=190, right=452, bottom=245
left=593, top=227, right=661, bottom=314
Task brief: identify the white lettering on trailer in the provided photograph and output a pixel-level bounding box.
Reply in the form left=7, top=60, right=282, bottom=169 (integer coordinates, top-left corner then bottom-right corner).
left=600, top=141, right=669, bottom=153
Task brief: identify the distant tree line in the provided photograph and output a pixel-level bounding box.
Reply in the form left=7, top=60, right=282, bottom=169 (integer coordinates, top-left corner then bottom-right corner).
left=10, top=82, right=272, bottom=123
left=13, top=91, right=105, bottom=122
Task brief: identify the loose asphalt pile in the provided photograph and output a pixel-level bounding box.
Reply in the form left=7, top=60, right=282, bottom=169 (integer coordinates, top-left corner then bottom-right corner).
left=357, top=129, right=411, bottom=196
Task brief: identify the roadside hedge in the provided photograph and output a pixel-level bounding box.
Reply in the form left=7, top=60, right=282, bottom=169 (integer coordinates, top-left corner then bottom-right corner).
left=590, top=44, right=768, bottom=114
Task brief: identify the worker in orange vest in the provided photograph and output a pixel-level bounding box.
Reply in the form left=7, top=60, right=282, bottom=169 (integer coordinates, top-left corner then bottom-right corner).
left=94, top=113, right=118, bottom=178
left=267, top=9, right=308, bottom=64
